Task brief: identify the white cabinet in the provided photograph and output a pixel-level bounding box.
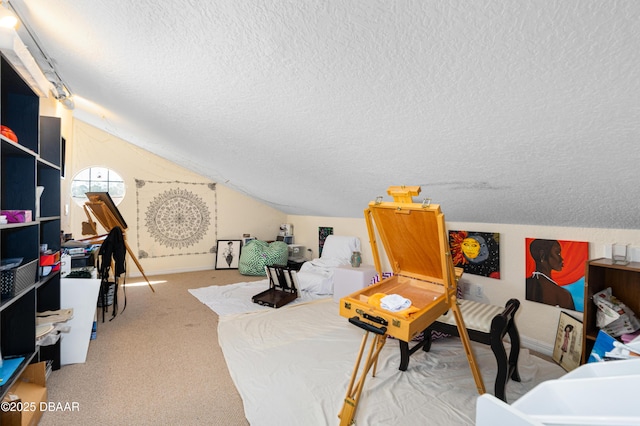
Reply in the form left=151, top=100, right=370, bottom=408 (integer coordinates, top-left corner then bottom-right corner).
left=333, top=264, right=377, bottom=302
left=60, top=277, right=100, bottom=365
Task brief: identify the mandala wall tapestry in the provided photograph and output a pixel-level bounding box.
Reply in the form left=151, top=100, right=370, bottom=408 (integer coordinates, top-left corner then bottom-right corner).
left=135, top=180, right=217, bottom=258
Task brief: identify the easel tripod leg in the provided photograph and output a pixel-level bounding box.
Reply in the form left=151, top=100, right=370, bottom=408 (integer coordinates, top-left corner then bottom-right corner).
left=451, top=302, right=486, bottom=395
left=124, top=241, right=155, bottom=292
left=339, top=332, right=386, bottom=426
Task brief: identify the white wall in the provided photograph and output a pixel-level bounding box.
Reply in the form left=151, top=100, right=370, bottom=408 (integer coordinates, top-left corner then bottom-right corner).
left=64, top=119, right=286, bottom=275
left=287, top=213, right=640, bottom=355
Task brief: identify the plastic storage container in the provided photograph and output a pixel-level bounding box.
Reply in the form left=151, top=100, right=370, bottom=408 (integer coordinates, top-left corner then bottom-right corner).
left=0, top=258, right=38, bottom=300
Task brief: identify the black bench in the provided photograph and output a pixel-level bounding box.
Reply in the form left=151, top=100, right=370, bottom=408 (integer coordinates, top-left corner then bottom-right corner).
left=398, top=298, right=521, bottom=402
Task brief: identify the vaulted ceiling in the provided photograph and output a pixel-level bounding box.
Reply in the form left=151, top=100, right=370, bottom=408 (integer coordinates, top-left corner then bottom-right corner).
left=9, top=1, right=640, bottom=229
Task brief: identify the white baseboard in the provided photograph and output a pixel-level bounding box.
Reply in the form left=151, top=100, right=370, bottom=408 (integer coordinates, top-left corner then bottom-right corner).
left=126, top=265, right=214, bottom=278
left=520, top=335, right=554, bottom=357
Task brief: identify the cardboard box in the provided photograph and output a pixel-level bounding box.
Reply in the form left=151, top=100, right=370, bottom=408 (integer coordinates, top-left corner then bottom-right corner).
left=1, top=210, right=32, bottom=223
left=0, top=362, right=48, bottom=426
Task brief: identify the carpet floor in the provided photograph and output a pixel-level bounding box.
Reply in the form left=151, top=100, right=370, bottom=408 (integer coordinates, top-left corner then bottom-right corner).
left=40, top=269, right=262, bottom=426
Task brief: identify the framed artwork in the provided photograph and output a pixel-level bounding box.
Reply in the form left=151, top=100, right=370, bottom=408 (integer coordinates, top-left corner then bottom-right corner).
left=552, top=311, right=583, bottom=371
left=525, top=238, right=588, bottom=312
left=215, top=240, right=242, bottom=270
left=318, top=227, right=333, bottom=257
left=242, top=236, right=256, bottom=246
left=449, top=231, right=500, bottom=279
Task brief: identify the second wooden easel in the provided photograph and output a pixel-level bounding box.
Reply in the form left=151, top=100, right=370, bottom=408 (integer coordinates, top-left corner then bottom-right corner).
left=82, top=192, right=154, bottom=292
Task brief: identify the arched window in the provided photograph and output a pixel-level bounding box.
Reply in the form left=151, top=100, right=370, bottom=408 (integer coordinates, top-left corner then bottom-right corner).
left=70, top=167, right=125, bottom=206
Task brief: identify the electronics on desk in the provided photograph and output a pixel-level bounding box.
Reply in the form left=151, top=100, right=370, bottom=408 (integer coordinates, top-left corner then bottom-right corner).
left=62, top=244, right=100, bottom=271
left=64, top=267, right=95, bottom=279
left=276, top=235, right=295, bottom=244
left=288, top=245, right=305, bottom=261
left=71, top=254, right=93, bottom=268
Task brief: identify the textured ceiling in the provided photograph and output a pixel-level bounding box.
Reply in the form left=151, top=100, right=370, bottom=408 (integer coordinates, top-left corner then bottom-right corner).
left=9, top=0, right=640, bottom=229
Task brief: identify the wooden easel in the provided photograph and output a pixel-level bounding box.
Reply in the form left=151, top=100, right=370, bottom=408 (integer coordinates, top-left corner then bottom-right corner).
left=82, top=192, right=154, bottom=292
left=338, top=186, right=484, bottom=425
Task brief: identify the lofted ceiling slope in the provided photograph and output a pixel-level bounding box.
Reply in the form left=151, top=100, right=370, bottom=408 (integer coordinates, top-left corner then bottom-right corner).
left=9, top=0, right=640, bottom=229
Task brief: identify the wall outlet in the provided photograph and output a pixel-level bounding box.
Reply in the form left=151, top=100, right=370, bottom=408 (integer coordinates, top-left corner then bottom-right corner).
left=475, top=284, right=483, bottom=298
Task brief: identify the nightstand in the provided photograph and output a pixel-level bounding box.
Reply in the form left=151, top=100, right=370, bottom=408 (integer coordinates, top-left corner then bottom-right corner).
left=286, top=259, right=306, bottom=271
left=333, top=264, right=377, bottom=303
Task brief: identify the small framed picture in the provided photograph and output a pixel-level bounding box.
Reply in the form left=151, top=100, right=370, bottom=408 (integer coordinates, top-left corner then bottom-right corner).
left=552, top=311, right=583, bottom=372
left=215, top=240, right=242, bottom=270
left=242, top=236, right=256, bottom=246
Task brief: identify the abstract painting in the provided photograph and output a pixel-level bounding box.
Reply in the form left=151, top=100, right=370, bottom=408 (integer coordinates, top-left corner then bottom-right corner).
left=318, top=227, right=333, bottom=257
left=449, top=231, right=500, bottom=279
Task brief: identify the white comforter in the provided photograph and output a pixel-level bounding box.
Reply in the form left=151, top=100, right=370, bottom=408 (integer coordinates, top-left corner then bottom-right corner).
left=296, top=257, right=351, bottom=295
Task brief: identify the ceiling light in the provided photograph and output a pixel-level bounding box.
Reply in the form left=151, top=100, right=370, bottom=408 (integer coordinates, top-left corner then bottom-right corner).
left=59, top=95, right=74, bottom=110
left=0, top=2, right=17, bottom=29
left=48, top=80, right=74, bottom=110
left=50, top=81, right=66, bottom=99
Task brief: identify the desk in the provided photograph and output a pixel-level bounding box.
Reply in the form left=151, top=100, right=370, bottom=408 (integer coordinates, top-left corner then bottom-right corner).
left=60, top=275, right=100, bottom=365
left=333, top=264, right=377, bottom=303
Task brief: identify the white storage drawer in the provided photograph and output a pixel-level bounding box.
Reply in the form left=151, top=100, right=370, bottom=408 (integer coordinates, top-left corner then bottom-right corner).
left=476, top=359, right=640, bottom=426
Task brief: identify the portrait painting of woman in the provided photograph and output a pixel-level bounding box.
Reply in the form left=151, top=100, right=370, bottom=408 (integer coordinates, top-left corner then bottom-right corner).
left=525, top=238, right=588, bottom=312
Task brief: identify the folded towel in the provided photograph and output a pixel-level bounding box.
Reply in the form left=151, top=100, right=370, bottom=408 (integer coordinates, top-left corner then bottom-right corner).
left=367, top=292, right=420, bottom=318
left=380, top=294, right=412, bottom=312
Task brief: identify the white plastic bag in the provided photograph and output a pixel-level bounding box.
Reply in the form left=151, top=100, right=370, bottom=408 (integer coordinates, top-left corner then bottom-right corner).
left=593, top=287, right=640, bottom=337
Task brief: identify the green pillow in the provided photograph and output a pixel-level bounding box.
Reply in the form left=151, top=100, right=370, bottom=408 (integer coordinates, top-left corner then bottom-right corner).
left=238, top=240, right=289, bottom=276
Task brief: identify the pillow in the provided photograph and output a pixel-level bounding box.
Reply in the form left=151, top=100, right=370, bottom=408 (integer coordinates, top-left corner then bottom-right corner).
left=320, top=235, right=361, bottom=261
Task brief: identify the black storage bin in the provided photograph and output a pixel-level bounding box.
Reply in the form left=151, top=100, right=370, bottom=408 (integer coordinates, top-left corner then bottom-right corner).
left=1, top=259, right=38, bottom=300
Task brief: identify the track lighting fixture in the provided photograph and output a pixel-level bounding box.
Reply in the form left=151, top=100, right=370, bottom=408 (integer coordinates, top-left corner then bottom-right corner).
left=4, top=1, right=74, bottom=109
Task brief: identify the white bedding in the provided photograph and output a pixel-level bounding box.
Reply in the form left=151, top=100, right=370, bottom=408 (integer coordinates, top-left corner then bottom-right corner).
left=188, top=280, right=328, bottom=317
left=296, top=257, right=349, bottom=295
left=295, top=235, right=362, bottom=295
left=218, top=298, right=566, bottom=426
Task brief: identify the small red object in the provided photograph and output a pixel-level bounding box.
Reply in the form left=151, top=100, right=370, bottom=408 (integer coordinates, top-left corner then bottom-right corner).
left=1, top=125, right=18, bottom=143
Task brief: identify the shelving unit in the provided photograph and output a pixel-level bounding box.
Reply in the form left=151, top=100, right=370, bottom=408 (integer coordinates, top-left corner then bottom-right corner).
left=581, top=257, right=640, bottom=364
left=0, top=55, right=62, bottom=398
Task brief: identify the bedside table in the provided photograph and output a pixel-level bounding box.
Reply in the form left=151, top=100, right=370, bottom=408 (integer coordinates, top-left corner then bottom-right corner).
left=333, top=264, right=377, bottom=303
left=286, top=259, right=306, bottom=271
